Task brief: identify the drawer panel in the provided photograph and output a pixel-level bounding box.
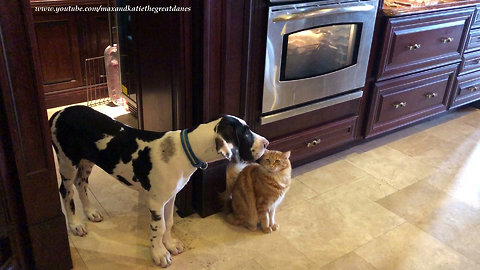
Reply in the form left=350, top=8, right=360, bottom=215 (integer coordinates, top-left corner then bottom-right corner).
left=472, top=8, right=480, bottom=29
left=366, top=64, right=458, bottom=138
left=269, top=116, right=357, bottom=165
left=466, top=29, right=480, bottom=52
left=460, top=51, right=480, bottom=74
left=451, top=70, right=480, bottom=108
left=378, top=8, right=473, bottom=80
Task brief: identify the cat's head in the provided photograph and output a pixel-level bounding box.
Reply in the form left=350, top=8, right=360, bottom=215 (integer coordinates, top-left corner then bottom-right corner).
left=260, top=150, right=291, bottom=173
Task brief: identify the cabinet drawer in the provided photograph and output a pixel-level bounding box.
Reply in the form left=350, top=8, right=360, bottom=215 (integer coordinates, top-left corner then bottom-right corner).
left=366, top=64, right=457, bottom=137
left=450, top=70, right=480, bottom=108
left=269, top=117, right=357, bottom=165
left=472, top=9, right=480, bottom=29
left=466, top=29, right=480, bottom=52
left=460, top=51, right=480, bottom=74
left=378, top=8, right=473, bottom=80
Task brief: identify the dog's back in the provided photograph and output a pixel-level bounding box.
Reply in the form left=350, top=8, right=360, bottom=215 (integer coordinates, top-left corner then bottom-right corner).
left=50, top=105, right=165, bottom=174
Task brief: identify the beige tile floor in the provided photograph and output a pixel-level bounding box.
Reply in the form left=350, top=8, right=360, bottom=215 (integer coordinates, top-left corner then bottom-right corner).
left=47, top=104, right=480, bottom=270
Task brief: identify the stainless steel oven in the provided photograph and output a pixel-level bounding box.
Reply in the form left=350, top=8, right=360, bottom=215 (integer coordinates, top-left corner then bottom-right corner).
left=261, top=0, right=379, bottom=124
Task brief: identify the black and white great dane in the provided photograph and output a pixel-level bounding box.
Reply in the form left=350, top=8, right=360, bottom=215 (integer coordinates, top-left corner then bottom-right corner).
left=49, top=105, right=268, bottom=267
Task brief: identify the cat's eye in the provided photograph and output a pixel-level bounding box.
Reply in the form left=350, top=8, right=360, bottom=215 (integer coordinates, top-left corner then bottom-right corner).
left=274, top=160, right=280, bottom=164
left=265, top=158, right=270, bottom=163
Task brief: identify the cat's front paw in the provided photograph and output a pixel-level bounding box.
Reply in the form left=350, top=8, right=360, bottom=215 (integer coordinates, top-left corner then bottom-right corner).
left=270, top=224, right=279, bottom=231
left=262, top=226, right=273, bottom=233
left=247, top=224, right=257, bottom=231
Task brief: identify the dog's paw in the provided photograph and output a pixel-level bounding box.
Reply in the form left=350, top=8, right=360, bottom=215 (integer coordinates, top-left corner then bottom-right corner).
left=151, top=246, right=172, bottom=268
left=69, top=222, right=87, bottom=236
left=85, top=208, right=103, bottom=222
left=164, top=238, right=185, bottom=256
left=270, top=224, right=279, bottom=231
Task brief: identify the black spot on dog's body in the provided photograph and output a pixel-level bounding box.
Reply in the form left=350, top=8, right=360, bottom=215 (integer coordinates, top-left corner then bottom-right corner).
left=70, top=199, right=75, bottom=214
left=216, top=116, right=255, bottom=161
left=149, top=209, right=162, bottom=221
left=50, top=106, right=165, bottom=179
left=59, top=182, right=67, bottom=199
left=150, top=225, right=158, bottom=231
left=132, top=147, right=152, bottom=191
left=116, top=175, right=132, bottom=186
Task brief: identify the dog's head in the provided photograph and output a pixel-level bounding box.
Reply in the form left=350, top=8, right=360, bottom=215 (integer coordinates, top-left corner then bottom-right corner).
left=214, top=115, right=269, bottom=162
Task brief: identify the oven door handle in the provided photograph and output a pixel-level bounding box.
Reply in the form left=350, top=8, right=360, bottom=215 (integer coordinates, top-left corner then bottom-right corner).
left=273, top=4, right=375, bottom=22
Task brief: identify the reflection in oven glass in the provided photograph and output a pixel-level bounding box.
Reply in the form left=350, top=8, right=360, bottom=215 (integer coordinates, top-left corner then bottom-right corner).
left=283, top=24, right=360, bottom=81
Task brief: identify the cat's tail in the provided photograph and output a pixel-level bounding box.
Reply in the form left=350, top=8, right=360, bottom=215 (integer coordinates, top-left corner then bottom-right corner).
left=226, top=212, right=243, bottom=226
left=218, top=191, right=233, bottom=214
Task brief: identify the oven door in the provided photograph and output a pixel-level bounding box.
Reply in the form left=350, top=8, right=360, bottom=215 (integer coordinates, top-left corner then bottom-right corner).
left=262, top=0, right=378, bottom=119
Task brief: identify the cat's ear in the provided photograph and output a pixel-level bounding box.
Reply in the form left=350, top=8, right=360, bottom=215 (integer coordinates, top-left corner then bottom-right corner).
left=283, top=151, right=291, bottom=159
left=215, top=136, right=233, bottom=160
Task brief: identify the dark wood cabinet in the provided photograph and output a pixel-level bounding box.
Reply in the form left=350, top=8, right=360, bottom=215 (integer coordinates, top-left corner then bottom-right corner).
left=366, top=64, right=458, bottom=137
left=31, top=1, right=111, bottom=108
left=269, top=116, right=358, bottom=165
left=450, top=69, right=480, bottom=108
left=34, top=13, right=84, bottom=93
left=377, top=7, right=473, bottom=81
left=459, top=49, right=480, bottom=74
left=365, top=5, right=476, bottom=138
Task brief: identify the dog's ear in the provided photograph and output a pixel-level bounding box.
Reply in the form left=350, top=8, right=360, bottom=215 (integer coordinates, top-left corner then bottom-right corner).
left=215, top=136, right=233, bottom=160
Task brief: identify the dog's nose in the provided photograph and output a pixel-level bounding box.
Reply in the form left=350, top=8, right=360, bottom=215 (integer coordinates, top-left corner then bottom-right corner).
left=263, top=139, right=269, bottom=149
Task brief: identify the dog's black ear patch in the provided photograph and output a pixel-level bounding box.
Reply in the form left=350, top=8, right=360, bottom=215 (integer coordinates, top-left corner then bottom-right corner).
left=132, top=147, right=152, bottom=191
left=216, top=116, right=255, bottom=162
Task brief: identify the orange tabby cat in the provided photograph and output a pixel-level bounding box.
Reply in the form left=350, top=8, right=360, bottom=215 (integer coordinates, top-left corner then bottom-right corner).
left=225, top=150, right=291, bottom=233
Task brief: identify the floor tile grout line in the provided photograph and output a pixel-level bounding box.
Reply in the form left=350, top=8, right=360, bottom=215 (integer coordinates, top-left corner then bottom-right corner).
left=69, top=240, right=90, bottom=269
left=408, top=222, right=480, bottom=267
left=342, top=158, right=399, bottom=192
left=272, top=234, right=323, bottom=269
left=87, top=185, right=112, bottom=218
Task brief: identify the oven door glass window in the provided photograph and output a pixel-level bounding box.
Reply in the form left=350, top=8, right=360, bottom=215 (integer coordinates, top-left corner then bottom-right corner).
left=281, top=23, right=362, bottom=81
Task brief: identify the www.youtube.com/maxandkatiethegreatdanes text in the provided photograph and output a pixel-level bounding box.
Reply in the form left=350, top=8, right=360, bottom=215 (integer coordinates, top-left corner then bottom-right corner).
left=33, top=5, right=191, bottom=14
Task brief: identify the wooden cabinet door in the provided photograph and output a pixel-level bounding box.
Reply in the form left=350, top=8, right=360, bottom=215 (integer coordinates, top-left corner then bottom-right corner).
left=366, top=64, right=458, bottom=138
left=1, top=0, right=72, bottom=268
left=34, top=13, right=83, bottom=93
left=377, top=7, right=473, bottom=81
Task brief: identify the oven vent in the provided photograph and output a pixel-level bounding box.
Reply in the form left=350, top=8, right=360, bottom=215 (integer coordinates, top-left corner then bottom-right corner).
left=270, top=0, right=368, bottom=11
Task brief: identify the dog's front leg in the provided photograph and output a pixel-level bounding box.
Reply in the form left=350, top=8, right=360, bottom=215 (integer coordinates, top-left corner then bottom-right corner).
left=148, top=198, right=171, bottom=268
left=163, top=196, right=184, bottom=255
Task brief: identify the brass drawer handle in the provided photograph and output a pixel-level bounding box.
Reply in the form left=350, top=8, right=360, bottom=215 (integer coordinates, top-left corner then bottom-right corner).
left=407, top=44, right=421, bottom=50
left=441, top=37, right=454, bottom=43
left=468, top=86, right=479, bottom=92
left=306, top=139, right=321, bottom=148
left=425, top=92, right=438, bottom=98
left=393, top=101, right=407, bottom=109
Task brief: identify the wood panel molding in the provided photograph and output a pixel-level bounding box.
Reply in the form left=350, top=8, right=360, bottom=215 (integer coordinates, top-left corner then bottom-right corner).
left=0, top=0, right=72, bottom=268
